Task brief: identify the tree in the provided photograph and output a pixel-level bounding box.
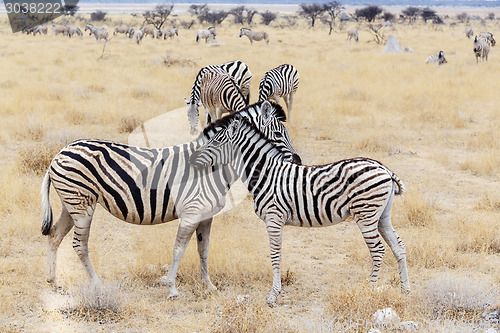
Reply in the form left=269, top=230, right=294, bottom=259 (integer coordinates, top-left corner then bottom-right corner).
left=322, top=1, right=344, bottom=35
left=456, top=12, right=469, bottom=23
left=401, top=6, right=421, bottom=24
left=382, top=11, right=395, bottom=22
left=487, top=12, right=495, bottom=20
left=202, top=11, right=229, bottom=25
left=143, top=4, right=174, bottom=30
left=188, top=4, right=208, bottom=17
left=229, top=6, right=257, bottom=25
left=421, top=7, right=437, bottom=23
left=354, top=5, right=382, bottom=22
left=63, top=4, right=79, bottom=16
left=90, top=11, right=107, bottom=21
left=298, top=3, right=325, bottom=27
left=260, top=11, right=277, bottom=26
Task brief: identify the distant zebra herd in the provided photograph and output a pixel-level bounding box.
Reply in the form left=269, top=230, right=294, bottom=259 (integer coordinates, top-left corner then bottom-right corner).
left=21, top=24, right=271, bottom=47
left=40, top=59, right=411, bottom=305
left=426, top=28, right=495, bottom=65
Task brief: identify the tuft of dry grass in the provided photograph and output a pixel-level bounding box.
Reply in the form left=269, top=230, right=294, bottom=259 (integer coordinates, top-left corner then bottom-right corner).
left=460, top=153, right=500, bottom=177
left=211, top=296, right=291, bottom=333
left=61, top=282, right=126, bottom=323
left=16, top=142, right=63, bottom=175
left=400, top=188, right=435, bottom=227
left=475, top=193, right=500, bottom=211
left=422, top=275, right=499, bottom=319
left=118, top=115, right=143, bottom=134
left=455, top=215, right=500, bottom=254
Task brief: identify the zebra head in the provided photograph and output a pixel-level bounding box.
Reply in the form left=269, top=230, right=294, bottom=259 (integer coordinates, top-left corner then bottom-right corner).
left=190, top=101, right=301, bottom=167
left=185, top=97, right=202, bottom=135
left=438, top=51, right=447, bottom=64
left=128, top=28, right=135, bottom=38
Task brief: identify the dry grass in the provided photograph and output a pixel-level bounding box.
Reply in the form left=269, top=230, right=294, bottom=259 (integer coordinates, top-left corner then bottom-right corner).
left=0, top=9, right=499, bottom=333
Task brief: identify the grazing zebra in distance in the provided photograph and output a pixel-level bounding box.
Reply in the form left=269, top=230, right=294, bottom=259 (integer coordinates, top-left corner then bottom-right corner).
left=163, top=27, right=178, bottom=40
left=142, top=26, right=155, bottom=38
left=465, top=27, right=474, bottom=39
left=425, top=51, right=447, bottom=65
left=473, top=36, right=490, bottom=63
left=135, top=28, right=145, bottom=44
left=238, top=28, right=269, bottom=45
left=85, top=24, right=109, bottom=42
left=200, top=71, right=248, bottom=126
left=128, top=28, right=135, bottom=39
left=34, top=25, right=48, bottom=35
left=258, top=64, right=299, bottom=121
left=184, top=60, right=252, bottom=134
left=41, top=101, right=300, bottom=299
left=479, top=32, right=496, bottom=46
left=347, top=28, right=359, bottom=42
left=190, top=116, right=409, bottom=305
left=52, top=25, right=69, bottom=36
left=68, top=26, right=83, bottom=37
left=114, top=26, right=132, bottom=36
left=196, top=27, right=216, bottom=43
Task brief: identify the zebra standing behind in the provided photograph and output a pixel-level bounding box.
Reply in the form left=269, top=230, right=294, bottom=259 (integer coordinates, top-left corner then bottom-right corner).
left=41, top=101, right=300, bottom=299
left=425, top=51, right=447, bottom=65
left=258, top=64, right=299, bottom=121
left=200, top=71, right=248, bottom=126
left=479, top=32, right=496, bottom=46
left=190, top=116, right=409, bottom=305
left=347, top=28, right=359, bottom=42
left=238, top=28, right=269, bottom=45
left=163, top=27, right=178, bottom=40
left=184, top=61, right=252, bottom=134
left=196, top=27, right=216, bottom=43
left=473, top=36, right=490, bottom=63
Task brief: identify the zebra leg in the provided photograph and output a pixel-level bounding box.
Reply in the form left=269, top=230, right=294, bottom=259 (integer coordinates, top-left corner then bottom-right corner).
left=46, top=204, right=74, bottom=285
left=288, top=92, right=295, bottom=120
left=196, top=218, right=217, bottom=292
left=353, top=212, right=385, bottom=284
left=265, top=216, right=285, bottom=306
left=164, top=218, right=198, bottom=298
left=378, top=191, right=410, bottom=293
left=70, top=205, right=101, bottom=286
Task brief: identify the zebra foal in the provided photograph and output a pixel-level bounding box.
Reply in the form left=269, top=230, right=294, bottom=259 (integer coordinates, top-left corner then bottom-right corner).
left=190, top=116, right=409, bottom=305
left=41, top=101, right=299, bottom=299
left=184, top=61, right=252, bottom=134
left=259, top=64, right=299, bottom=121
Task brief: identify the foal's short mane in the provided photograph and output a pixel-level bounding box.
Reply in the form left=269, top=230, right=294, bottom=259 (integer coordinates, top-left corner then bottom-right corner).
left=200, top=101, right=287, bottom=140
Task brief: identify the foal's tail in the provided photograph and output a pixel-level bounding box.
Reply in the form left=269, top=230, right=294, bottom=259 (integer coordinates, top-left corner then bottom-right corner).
left=391, top=172, right=405, bottom=196
left=41, top=171, right=53, bottom=235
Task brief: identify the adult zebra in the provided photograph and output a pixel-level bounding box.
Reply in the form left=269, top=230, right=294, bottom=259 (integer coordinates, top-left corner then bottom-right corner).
left=184, top=61, right=252, bottom=134
left=41, top=101, right=300, bottom=299
left=473, top=36, right=490, bottom=63
left=190, top=116, right=409, bottom=305
left=259, top=64, right=299, bottom=121
left=200, top=71, right=247, bottom=126
left=238, top=28, right=269, bottom=45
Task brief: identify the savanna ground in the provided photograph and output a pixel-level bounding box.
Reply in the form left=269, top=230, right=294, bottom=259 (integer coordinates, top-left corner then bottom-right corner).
left=0, top=7, right=499, bottom=333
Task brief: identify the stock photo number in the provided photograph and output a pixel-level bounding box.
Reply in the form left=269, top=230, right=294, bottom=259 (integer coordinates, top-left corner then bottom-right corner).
left=5, top=1, right=61, bottom=14
left=4, top=0, right=74, bottom=33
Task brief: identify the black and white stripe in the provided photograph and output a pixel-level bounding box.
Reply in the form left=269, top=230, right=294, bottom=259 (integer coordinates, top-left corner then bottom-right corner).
left=258, top=64, right=299, bottom=120
left=200, top=71, right=247, bottom=126
left=41, top=101, right=299, bottom=298
left=191, top=117, right=409, bottom=305
left=185, top=61, right=252, bottom=134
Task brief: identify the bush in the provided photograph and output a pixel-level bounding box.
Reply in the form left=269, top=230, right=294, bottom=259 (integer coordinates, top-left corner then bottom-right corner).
left=90, top=11, right=107, bottom=21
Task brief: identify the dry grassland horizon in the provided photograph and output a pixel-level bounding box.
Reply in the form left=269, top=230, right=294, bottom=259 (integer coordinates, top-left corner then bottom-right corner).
left=0, top=9, right=499, bottom=333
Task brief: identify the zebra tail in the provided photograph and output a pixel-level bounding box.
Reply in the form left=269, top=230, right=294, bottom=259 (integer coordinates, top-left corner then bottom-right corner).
left=196, top=34, right=199, bottom=43
left=41, top=171, right=53, bottom=235
left=391, top=172, right=405, bottom=196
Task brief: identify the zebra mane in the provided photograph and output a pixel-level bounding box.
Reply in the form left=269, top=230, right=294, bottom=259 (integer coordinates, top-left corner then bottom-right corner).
left=199, top=101, right=287, bottom=140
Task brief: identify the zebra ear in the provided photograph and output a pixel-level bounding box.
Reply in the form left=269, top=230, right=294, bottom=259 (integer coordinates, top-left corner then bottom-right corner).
left=184, top=97, right=189, bottom=105
left=227, top=120, right=240, bottom=139
left=261, top=101, right=273, bottom=124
